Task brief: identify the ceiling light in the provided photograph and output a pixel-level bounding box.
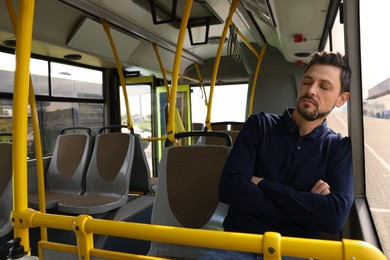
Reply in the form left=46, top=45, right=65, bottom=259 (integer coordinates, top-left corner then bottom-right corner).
left=64, top=54, right=82, bottom=60
left=2, top=39, right=16, bottom=48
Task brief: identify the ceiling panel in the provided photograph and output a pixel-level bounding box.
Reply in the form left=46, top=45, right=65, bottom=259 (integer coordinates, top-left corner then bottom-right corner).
left=67, top=17, right=142, bottom=63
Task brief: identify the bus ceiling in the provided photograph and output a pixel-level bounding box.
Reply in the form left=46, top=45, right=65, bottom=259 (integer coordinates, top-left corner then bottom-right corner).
left=0, top=0, right=339, bottom=78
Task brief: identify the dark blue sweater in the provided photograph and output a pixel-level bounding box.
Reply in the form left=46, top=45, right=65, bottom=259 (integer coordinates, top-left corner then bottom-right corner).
left=219, top=108, right=354, bottom=238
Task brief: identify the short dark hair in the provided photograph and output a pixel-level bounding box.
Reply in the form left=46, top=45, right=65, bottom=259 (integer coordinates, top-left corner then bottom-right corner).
left=305, top=51, right=352, bottom=93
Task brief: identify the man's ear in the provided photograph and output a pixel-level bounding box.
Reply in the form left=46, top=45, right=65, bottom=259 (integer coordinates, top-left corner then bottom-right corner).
left=336, top=92, right=350, bottom=108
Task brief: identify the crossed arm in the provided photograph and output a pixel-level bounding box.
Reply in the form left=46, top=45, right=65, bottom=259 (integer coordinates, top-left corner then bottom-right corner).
left=252, top=177, right=331, bottom=195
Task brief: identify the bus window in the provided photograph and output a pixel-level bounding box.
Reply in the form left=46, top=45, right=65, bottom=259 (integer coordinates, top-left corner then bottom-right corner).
left=120, top=84, right=152, bottom=174
left=361, top=1, right=390, bottom=257
left=0, top=52, right=15, bottom=93
left=0, top=100, right=13, bottom=134
left=30, top=58, right=49, bottom=95
left=0, top=52, right=49, bottom=95
left=323, top=6, right=348, bottom=137
left=36, top=101, right=104, bottom=156
left=191, top=83, right=248, bottom=125
left=50, top=62, right=103, bottom=99
left=0, top=51, right=105, bottom=159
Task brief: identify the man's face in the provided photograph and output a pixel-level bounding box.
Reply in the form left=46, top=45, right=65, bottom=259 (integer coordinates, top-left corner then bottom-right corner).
left=296, top=64, right=349, bottom=121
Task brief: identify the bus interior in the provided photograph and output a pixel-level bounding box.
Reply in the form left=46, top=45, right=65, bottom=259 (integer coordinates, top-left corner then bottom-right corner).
left=0, top=0, right=389, bottom=259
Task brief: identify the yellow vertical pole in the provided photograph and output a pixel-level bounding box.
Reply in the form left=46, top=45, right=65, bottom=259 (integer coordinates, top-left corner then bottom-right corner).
left=248, top=44, right=267, bottom=116
left=102, top=20, right=133, bottom=129
left=166, top=0, right=193, bottom=143
left=74, top=215, right=94, bottom=260
left=152, top=43, right=170, bottom=99
left=205, top=0, right=239, bottom=131
left=262, top=232, right=281, bottom=260
left=5, top=0, right=48, bottom=241
left=12, top=0, right=35, bottom=250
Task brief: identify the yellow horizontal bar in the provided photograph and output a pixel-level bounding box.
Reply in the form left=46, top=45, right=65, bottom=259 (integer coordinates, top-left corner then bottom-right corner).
left=125, top=76, right=155, bottom=84
left=90, top=249, right=166, bottom=260
left=142, top=137, right=166, bottom=141
left=164, top=69, right=201, bottom=83
left=15, top=210, right=386, bottom=259
left=85, top=219, right=262, bottom=253
left=13, top=210, right=74, bottom=230
left=38, top=241, right=78, bottom=254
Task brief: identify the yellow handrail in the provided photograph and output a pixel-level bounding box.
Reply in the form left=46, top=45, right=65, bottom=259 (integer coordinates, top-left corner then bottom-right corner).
left=11, top=210, right=387, bottom=260
left=153, top=40, right=206, bottom=134
left=5, top=0, right=48, bottom=241
left=166, top=0, right=193, bottom=144
left=205, top=0, right=239, bottom=131
left=11, top=0, right=36, bottom=252
left=224, top=24, right=268, bottom=118
left=152, top=42, right=170, bottom=98
left=153, top=43, right=204, bottom=92
left=248, top=43, right=267, bottom=116
left=8, top=1, right=388, bottom=259
left=102, top=20, right=133, bottom=130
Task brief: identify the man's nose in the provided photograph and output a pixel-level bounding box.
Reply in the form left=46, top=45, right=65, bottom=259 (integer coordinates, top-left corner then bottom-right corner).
left=306, top=83, right=319, bottom=96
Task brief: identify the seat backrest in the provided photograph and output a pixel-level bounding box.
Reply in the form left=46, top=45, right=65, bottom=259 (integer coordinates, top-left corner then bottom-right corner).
left=85, top=133, right=134, bottom=198
left=148, top=145, right=231, bottom=259
left=207, top=122, right=243, bottom=146
left=0, top=142, right=13, bottom=237
left=55, top=132, right=135, bottom=215
left=192, top=122, right=204, bottom=131
left=210, top=121, right=244, bottom=131
left=170, top=131, right=233, bottom=147
left=204, top=130, right=240, bottom=146
left=129, top=134, right=153, bottom=195
left=45, top=133, right=92, bottom=194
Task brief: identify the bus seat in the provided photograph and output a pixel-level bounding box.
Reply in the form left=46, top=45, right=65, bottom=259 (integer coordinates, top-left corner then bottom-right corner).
left=57, top=133, right=135, bottom=215
left=129, top=134, right=154, bottom=196
left=28, top=131, right=93, bottom=209
left=192, top=122, right=204, bottom=131
left=204, top=130, right=240, bottom=145
left=92, top=134, right=155, bottom=251
left=191, top=123, right=204, bottom=143
left=0, top=142, right=13, bottom=238
left=107, top=133, right=155, bottom=220
left=210, top=121, right=244, bottom=131
left=147, top=145, right=231, bottom=259
left=171, top=131, right=233, bottom=147
left=189, top=122, right=243, bottom=146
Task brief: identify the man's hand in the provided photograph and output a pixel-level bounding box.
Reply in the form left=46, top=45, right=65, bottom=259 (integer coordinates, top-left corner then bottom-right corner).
left=311, top=179, right=331, bottom=195
left=251, top=176, right=263, bottom=185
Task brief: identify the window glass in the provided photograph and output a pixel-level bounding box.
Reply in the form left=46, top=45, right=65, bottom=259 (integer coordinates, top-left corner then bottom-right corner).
left=0, top=99, right=13, bottom=134
left=50, top=62, right=103, bottom=99
left=30, top=58, right=49, bottom=95
left=323, top=7, right=348, bottom=137
left=1, top=100, right=103, bottom=158
left=360, top=1, right=390, bottom=257
left=0, top=52, right=16, bottom=93
left=191, top=84, right=248, bottom=126
left=120, top=84, right=152, bottom=173
left=0, top=53, right=49, bottom=94
left=28, top=101, right=104, bottom=157
left=0, top=50, right=105, bottom=159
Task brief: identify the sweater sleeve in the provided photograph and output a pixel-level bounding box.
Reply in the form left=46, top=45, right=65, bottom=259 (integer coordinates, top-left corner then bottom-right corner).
left=219, top=114, right=292, bottom=222
left=258, top=138, right=354, bottom=233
